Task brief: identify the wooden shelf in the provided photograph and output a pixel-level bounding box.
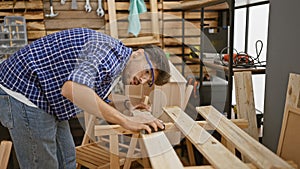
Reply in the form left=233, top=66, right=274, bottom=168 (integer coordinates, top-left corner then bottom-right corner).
left=184, top=57, right=266, bottom=75
left=203, top=60, right=266, bottom=74
left=167, top=0, right=228, bottom=11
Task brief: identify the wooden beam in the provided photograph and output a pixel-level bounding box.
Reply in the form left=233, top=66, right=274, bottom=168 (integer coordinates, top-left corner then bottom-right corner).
left=161, top=1, right=228, bottom=11
left=44, top=19, right=104, bottom=30
left=0, top=141, right=12, bottom=169
left=94, top=119, right=248, bottom=137
left=234, top=71, right=259, bottom=140
left=163, top=106, right=249, bottom=169
left=277, top=73, right=300, bottom=167
left=107, top=0, right=118, bottom=38
left=141, top=131, right=184, bottom=169
left=184, top=161, right=298, bottom=169
left=196, top=106, right=294, bottom=169
left=167, top=0, right=227, bottom=10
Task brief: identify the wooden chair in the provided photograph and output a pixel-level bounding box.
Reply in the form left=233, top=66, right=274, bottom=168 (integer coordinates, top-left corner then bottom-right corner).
left=76, top=113, right=141, bottom=169
left=0, top=140, right=12, bottom=169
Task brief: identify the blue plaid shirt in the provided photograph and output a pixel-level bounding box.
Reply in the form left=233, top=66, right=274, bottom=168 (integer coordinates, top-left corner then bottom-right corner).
left=0, top=28, right=132, bottom=120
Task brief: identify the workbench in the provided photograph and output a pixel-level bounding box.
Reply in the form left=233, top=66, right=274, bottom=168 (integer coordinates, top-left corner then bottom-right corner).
left=92, top=106, right=296, bottom=169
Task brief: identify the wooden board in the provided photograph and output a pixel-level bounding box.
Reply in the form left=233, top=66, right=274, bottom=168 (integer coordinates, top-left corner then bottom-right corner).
left=234, top=71, right=258, bottom=140
left=277, top=73, right=300, bottom=167
left=163, top=106, right=249, bottom=169
left=0, top=141, right=12, bottom=169
left=141, top=131, right=184, bottom=169
left=197, top=106, right=294, bottom=169
left=277, top=106, right=300, bottom=168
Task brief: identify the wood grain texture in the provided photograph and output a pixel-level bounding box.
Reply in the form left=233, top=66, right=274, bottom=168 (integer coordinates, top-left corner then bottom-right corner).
left=141, top=131, right=184, bottom=169
left=164, top=106, right=249, bottom=169
left=277, top=73, right=300, bottom=167
left=234, top=71, right=258, bottom=140
left=197, top=106, right=294, bottom=169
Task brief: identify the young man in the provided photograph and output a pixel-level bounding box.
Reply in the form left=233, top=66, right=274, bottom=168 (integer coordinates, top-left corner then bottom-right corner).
left=0, top=28, right=170, bottom=169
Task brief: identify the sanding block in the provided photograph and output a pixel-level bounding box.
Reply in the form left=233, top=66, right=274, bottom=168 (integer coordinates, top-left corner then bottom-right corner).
left=141, top=123, right=165, bottom=134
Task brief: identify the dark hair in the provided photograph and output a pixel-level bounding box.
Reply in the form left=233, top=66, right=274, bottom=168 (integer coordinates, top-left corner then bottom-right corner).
left=142, top=45, right=171, bottom=86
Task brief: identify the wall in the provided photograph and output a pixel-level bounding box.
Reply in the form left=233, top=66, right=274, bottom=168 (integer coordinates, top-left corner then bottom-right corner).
left=1, top=0, right=225, bottom=78
left=263, top=0, right=300, bottom=152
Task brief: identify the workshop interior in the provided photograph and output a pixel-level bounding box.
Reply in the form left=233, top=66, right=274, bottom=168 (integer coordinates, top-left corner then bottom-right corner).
left=0, top=0, right=300, bottom=168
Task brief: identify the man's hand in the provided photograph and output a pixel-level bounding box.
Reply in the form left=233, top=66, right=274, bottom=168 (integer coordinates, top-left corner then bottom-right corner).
left=133, top=103, right=151, bottom=111
left=121, top=113, right=164, bottom=134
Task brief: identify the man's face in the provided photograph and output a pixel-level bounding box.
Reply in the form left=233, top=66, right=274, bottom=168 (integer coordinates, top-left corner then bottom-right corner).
left=122, top=49, right=156, bottom=87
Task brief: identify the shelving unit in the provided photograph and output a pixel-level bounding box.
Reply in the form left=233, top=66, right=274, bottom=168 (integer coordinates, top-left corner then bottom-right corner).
left=0, top=16, right=27, bottom=62
left=167, top=0, right=235, bottom=118
left=168, top=0, right=270, bottom=119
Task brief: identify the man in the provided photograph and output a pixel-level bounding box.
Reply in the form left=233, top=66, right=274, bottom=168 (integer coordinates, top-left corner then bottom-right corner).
left=0, top=28, right=170, bottom=169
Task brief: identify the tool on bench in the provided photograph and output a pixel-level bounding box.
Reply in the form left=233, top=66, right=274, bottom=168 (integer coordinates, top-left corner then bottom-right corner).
left=45, top=0, right=59, bottom=18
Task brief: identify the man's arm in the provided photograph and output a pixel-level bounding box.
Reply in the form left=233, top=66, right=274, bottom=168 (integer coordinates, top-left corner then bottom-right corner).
left=61, top=81, right=163, bottom=133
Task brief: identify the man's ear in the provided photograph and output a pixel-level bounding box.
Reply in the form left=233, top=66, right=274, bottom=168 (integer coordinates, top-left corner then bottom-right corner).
left=136, top=49, right=144, bottom=55
left=131, top=49, right=144, bottom=59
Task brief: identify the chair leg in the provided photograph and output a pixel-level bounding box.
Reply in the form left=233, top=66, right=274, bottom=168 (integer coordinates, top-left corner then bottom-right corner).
left=138, top=138, right=151, bottom=168
left=123, top=134, right=139, bottom=169
left=110, top=134, right=120, bottom=169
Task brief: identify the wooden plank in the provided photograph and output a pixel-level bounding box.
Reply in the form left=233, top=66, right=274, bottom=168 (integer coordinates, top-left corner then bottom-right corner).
left=234, top=71, right=258, bottom=140
left=277, top=106, right=300, bottom=168
left=163, top=20, right=217, bottom=29
left=0, top=141, right=12, bottom=169
left=141, top=131, right=184, bottom=169
left=46, top=29, right=105, bottom=36
left=150, top=0, right=160, bottom=41
left=44, top=19, right=104, bottom=29
left=0, top=11, right=44, bottom=20
left=109, top=134, right=120, bottom=169
left=103, top=10, right=218, bottom=22
left=44, top=1, right=98, bottom=10
left=168, top=0, right=227, bottom=10
left=186, top=139, right=196, bottom=165
left=163, top=106, right=249, bottom=169
left=94, top=119, right=248, bottom=137
left=43, top=11, right=102, bottom=19
left=196, top=106, right=294, bottom=169
left=277, top=73, right=300, bottom=167
left=121, top=36, right=160, bottom=47
left=27, top=22, right=46, bottom=31
left=27, top=30, right=46, bottom=40
left=107, top=0, right=118, bottom=38
left=161, top=1, right=228, bottom=11
left=0, top=2, right=14, bottom=10
left=123, top=134, right=139, bottom=169
left=184, top=161, right=296, bottom=169
left=14, top=1, right=44, bottom=10
left=163, top=11, right=219, bottom=20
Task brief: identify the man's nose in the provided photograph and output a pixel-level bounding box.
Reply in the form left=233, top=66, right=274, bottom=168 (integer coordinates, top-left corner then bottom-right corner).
left=139, top=77, right=147, bottom=84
